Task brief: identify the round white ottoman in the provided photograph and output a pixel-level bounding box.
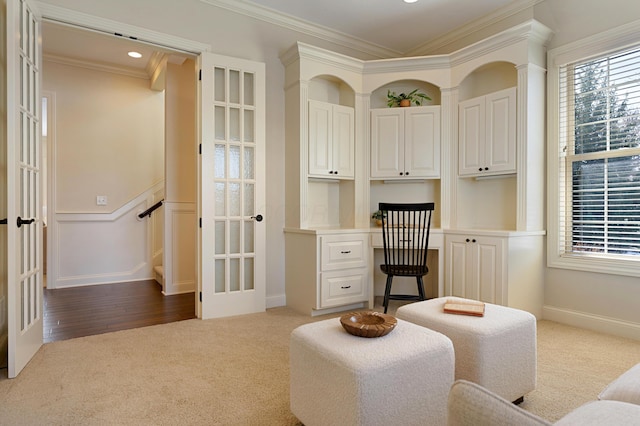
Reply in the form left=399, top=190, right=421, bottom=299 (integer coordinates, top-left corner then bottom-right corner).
left=290, top=316, right=455, bottom=426
left=396, top=297, right=536, bottom=403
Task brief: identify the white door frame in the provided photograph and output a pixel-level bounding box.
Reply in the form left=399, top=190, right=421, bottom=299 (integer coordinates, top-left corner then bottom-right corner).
left=36, top=2, right=210, bottom=292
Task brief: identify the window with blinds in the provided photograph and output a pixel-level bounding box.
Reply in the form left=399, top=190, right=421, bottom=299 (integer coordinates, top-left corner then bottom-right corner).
left=558, top=45, right=640, bottom=258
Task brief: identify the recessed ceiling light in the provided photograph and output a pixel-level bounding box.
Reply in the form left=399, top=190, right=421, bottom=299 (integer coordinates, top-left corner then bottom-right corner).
left=404, top=0, right=418, bottom=3
left=128, top=51, right=142, bottom=59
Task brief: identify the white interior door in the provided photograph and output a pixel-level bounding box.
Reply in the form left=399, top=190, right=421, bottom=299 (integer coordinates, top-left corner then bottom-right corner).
left=198, top=53, right=265, bottom=319
left=5, top=0, right=43, bottom=378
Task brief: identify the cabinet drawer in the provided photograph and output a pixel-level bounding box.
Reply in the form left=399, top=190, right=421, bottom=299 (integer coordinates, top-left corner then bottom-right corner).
left=320, top=269, right=368, bottom=308
left=321, top=234, right=368, bottom=271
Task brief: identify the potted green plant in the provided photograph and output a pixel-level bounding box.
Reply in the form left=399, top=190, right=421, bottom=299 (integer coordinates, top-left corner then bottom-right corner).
left=387, top=89, right=432, bottom=107
left=371, top=210, right=386, bottom=226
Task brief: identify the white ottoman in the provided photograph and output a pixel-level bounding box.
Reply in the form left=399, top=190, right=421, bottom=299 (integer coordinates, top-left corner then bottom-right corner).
left=290, top=317, right=455, bottom=426
left=598, top=363, right=640, bottom=405
left=396, top=297, right=536, bottom=403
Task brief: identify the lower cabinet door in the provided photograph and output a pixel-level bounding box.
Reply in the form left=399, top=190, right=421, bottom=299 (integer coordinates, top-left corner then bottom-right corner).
left=320, top=269, right=367, bottom=308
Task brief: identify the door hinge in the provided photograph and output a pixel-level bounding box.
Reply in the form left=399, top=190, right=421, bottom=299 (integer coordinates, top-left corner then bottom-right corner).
left=199, top=143, right=202, bottom=155
left=199, top=292, right=202, bottom=302
left=199, top=218, right=202, bottom=228
left=199, top=69, right=202, bottom=81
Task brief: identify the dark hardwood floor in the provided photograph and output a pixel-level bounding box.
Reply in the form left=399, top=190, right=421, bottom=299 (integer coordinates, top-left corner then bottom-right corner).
left=43, top=279, right=196, bottom=343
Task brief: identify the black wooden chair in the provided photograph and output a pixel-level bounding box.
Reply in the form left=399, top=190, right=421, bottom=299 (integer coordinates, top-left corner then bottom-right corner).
left=379, top=202, right=435, bottom=314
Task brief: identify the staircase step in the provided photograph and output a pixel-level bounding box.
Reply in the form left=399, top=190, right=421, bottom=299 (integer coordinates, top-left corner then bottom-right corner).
left=154, top=265, right=164, bottom=278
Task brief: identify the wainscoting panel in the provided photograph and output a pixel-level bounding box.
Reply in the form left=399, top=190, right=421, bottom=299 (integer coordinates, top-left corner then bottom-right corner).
left=49, top=185, right=162, bottom=289
left=163, top=202, right=196, bottom=295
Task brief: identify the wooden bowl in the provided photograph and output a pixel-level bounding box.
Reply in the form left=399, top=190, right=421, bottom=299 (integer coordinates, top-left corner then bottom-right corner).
left=340, top=311, right=397, bottom=338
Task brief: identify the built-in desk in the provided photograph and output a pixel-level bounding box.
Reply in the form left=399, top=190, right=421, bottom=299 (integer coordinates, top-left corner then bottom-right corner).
left=369, top=228, right=444, bottom=301
left=284, top=226, right=444, bottom=316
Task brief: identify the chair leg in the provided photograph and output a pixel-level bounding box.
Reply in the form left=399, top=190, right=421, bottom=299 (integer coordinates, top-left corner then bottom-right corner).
left=383, top=275, right=394, bottom=314
left=416, top=276, right=426, bottom=301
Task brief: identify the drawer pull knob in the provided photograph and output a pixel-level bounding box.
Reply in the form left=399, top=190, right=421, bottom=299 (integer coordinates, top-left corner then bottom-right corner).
left=340, top=250, right=351, bottom=254
left=341, top=286, right=351, bottom=289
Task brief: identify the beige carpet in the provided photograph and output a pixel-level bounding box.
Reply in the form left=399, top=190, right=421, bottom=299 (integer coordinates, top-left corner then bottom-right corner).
left=0, top=306, right=639, bottom=425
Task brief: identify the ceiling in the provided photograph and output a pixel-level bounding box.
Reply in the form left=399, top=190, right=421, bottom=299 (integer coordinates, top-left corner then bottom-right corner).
left=42, top=22, right=182, bottom=78
left=42, top=0, right=533, bottom=73
left=243, top=0, right=522, bottom=54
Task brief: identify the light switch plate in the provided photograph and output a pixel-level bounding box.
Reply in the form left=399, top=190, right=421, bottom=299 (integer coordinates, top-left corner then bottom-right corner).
left=96, top=195, right=107, bottom=206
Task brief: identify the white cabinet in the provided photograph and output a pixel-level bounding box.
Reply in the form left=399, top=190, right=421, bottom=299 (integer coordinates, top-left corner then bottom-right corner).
left=308, top=100, right=355, bottom=179
left=371, top=106, right=440, bottom=179
left=444, top=230, right=545, bottom=317
left=285, top=230, right=370, bottom=315
left=458, top=87, right=516, bottom=177
left=445, top=233, right=505, bottom=304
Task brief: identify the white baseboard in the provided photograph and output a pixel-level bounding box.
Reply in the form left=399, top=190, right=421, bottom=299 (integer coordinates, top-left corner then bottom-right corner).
left=162, top=281, right=195, bottom=296
left=543, top=305, right=640, bottom=341
left=266, top=294, right=286, bottom=309
left=55, top=261, right=151, bottom=288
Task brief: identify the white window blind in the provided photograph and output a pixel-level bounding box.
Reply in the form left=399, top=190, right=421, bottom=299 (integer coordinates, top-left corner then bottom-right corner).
left=558, top=45, right=640, bottom=258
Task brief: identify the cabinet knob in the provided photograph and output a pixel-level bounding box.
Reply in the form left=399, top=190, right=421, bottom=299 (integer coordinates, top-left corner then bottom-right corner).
left=399, top=172, right=404, bottom=176
left=484, top=167, right=489, bottom=171
left=334, top=171, right=338, bottom=175
left=405, top=171, right=410, bottom=176
left=466, top=238, right=470, bottom=242
left=472, top=239, right=476, bottom=243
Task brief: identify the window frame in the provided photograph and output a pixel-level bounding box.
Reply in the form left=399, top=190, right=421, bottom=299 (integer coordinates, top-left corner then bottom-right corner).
left=547, top=19, right=640, bottom=277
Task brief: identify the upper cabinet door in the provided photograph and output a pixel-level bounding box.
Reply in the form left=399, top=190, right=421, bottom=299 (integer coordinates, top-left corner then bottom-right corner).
left=458, top=98, right=486, bottom=176
left=371, top=106, right=441, bottom=179
left=332, top=104, right=355, bottom=178
left=371, top=108, right=404, bottom=178
left=308, top=100, right=333, bottom=176
left=485, top=88, right=516, bottom=174
left=405, top=106, right=441, bottom=178
left=308, top=100, right=354, bottom=179
left=459, top=87, right=516, bottom=177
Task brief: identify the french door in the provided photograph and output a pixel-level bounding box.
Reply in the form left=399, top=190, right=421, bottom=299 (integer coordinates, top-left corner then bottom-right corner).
left=198, top=53, right=266, bottom=319
left=4, top=0, right=43, bottom=378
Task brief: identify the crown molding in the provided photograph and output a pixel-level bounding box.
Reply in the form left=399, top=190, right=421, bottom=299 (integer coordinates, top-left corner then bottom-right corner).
left=280, top=42, right=365, bottom=74
left=363, top=54, right=451, bottom=75
left=283, top=20, right=553, bottom=80
left=406, top=0, right=546, bottom=56
left=43, top=53, right=149, bottom=80
left=199, top=0, right=399, bottom=59
left=448, top=19, right=553, bottom=68
left=35, top=1, right=210, bottom=55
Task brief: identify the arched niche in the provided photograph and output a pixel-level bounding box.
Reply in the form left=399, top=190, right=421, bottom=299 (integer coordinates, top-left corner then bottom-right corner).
left=369, top=79, right=441, bottom=109
left=457, top=61, right=517, bottom=101
left=308, top=74, right=355, bottom=108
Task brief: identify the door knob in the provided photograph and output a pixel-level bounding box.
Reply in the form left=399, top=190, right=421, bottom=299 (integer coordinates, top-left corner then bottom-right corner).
left=251, top=214, right=263, bottom=222
left=0, top=218, right=7, bottom=225
left=17, top=217, right=35, bottom=228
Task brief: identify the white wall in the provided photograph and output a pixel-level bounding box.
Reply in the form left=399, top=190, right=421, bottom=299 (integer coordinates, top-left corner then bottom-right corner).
left=45, top=61, right=164, bottom=212
left=163, top=59, right=196, bottom=295
left=533, top=0, right=640, bottom=339
left=34, top=0, right=640, bottom=335
left=43, top=59, right=165, bottom=287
